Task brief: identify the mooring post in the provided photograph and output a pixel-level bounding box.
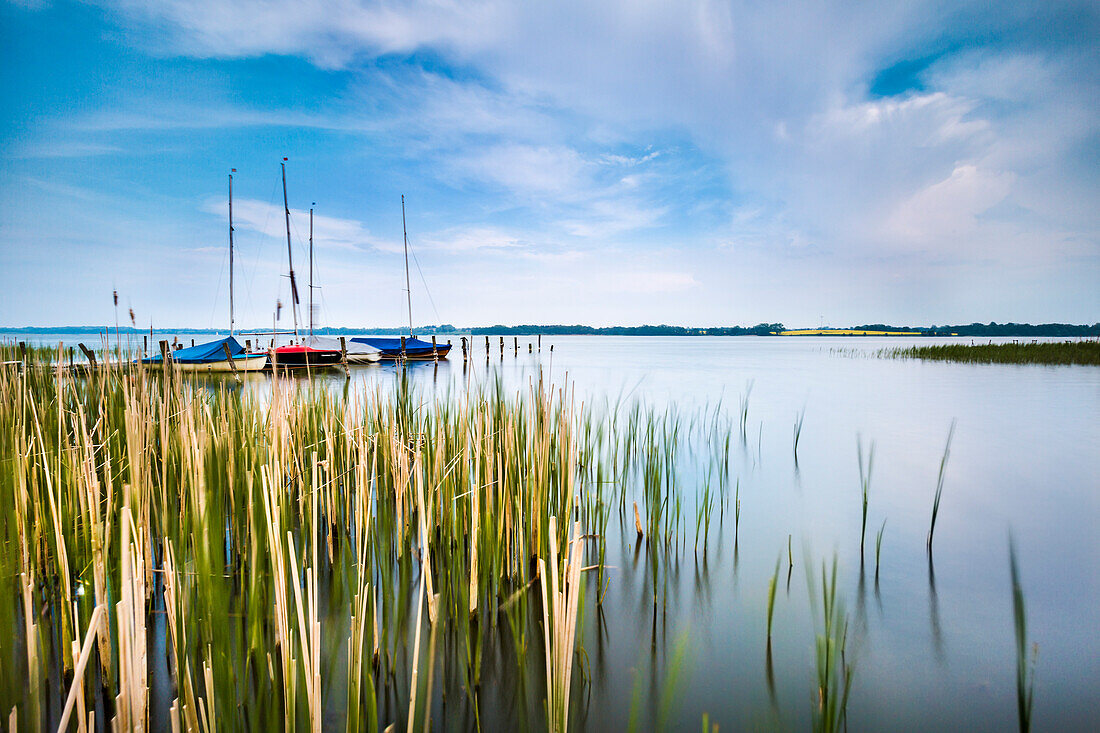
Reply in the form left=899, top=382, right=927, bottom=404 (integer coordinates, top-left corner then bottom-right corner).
left=432, top=335, right=438, bottom=360
left=499, top=336, right=504, bottom=360
left=400, top=335, right=407, bottom=362
left=221, top=343, right=242, bottom=384
left=18, top=341, right=27, bottom=368
left=513, top=337, right=518, bottom=357
left=143, top=335, right=148, bottom=355
left=78, top=343, right=97, bottom=369
left=485, top=335, right=490, bottom=353
left=69, top=347, right=74, bottom=370
left=538, top=334, right=541, bottom=352
left=191, top=338, right=195, bottom=347
left=461, top=336, right=468, bottom=361
left=529, top=342, right=532, bottom=353
left=339, top=337, right=350, bottom=379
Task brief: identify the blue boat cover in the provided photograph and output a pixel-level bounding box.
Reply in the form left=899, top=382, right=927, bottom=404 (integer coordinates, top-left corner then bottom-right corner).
left=351, top=337, right=443, bottom=354
left=143, top=336, right=245, bottom=364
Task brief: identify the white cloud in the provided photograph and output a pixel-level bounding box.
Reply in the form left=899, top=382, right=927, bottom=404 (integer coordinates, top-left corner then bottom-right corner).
left=419, top=226, right=527, bottom=252
left=447, top=143, right=586, bottom=196
left=885, top=163, right=1014, bottom=245
left=606, top=270, right=697, bottom=294
left=202, top=197, right=399, bottom=253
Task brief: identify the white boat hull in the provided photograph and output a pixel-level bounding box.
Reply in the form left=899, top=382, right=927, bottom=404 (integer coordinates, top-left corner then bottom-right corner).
left=144, top=355, right=269, bottom=373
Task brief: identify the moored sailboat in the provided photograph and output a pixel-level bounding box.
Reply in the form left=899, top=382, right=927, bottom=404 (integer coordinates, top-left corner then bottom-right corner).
left=271, top=160, right=343, bottom=367
left=352, top=195, right=451, bottom=361
left=142, top=168, right=268, bottom=371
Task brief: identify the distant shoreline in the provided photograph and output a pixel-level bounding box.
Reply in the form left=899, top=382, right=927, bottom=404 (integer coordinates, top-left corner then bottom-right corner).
left=2, top=322, right=1098, bottom=338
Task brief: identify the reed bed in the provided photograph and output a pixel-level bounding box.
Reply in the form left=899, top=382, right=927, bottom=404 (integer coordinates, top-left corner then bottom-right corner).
left=881, top=341, right=1100, bottom=366
left=0, top=344, right=746, bottom=730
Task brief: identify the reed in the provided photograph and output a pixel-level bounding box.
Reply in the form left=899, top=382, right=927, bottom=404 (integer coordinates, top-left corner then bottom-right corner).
left=793, top=407, right=805, bottom=463
left=875, top=519, right=886, bottom=580
left=766, top=556, right=780, bottom=641
left=882, top=340, right=1100, bottom=366
left=927, top=421, right=956, bottom=554
left=1009, top=536, right=1035, bottom=733
left=810, top=557, right=852, bottom=733
left=539, top=516, right=584, bottom=733
left=857, top=438, right=874, bottom=560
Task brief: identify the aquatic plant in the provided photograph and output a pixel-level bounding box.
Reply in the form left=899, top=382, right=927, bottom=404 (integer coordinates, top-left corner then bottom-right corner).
left=875, top=520, right=886, bottom=580
left=540, top=516, right=584, bottom=733
left=1009, top=536, right=1036, bottom=733
left=927, top=420, right=956, bottom=554
left=857, top=437, right=874, bottom=559
left=810, top=557, right=852, bottom=733
left=793, top=407, right=806, bottom=463
left=881, top=340, right=1100, bottom=366
left=766, top=556, right=781, bottom=641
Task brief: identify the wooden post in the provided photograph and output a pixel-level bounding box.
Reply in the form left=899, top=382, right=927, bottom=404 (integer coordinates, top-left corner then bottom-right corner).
left=69, top=347, right=74, bottom=370
left=538, top=334, right=541, bottom=352
left=18, top=341, right=27, bottom=367
left=78, top=343, right=97, bottom=368
left=221, top=343, right=242, bottom=384
left=400, top=336, right=407, bottom=362
left=245, top=339, right=251, bottom=352
left=461, top=336, right=468, bottom=361
left=339, top=337, right=350, bottom=379
left=191, top=338, right=195, bottom=347
left=432, top=335, right=438, bottom=360
left=485, top=335, right=490, bottom=352
left=499, top=337, right=504, bottom=359
left=159, top=340, right=169, bottom=371
left=143, top=335, right=147, bottom=355
left=513, top=337, right=518, bottom=356
left=528, top=342, right=532, bottom=353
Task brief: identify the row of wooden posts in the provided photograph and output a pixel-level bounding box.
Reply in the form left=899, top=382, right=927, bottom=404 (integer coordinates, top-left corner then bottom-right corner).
left=458, top=334, right=548, bottom=362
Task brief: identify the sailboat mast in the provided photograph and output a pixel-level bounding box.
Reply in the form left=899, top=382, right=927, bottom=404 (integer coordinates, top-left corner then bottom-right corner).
left=309, top=205, right=314, bottom=338
left=228, top=169, right=235, bottom=336
left=281, top=158, right=300, bottom=339
left=402, top=194, right=413, bottom=336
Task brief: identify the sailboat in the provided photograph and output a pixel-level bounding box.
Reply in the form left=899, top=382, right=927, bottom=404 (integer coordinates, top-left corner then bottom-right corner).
left=271, top=160, right=344, bottom=368
left=141, top=169, right=268, bottom=372
left=352, top=195, right=451, bottom=360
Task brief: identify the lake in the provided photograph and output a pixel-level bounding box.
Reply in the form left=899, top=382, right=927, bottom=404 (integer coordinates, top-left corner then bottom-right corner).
left=3, top=332, right=1098, bottom=730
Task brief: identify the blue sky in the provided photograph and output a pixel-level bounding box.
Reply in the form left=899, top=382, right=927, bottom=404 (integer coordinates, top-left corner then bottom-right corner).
left=1, top=0, right=1097, bottom=329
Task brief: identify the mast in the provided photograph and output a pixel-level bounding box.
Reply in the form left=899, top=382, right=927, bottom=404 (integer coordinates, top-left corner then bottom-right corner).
left=281, top=158, right=300, bottom=340
left=309, top=204, right=314, bottom=337
left=402, top=195, right=413, bottom=336
left=229, top=169, right=235, bottom=336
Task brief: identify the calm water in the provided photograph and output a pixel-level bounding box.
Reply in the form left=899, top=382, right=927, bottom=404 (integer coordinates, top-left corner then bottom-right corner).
left=6, top=332, right=1099, bottom=730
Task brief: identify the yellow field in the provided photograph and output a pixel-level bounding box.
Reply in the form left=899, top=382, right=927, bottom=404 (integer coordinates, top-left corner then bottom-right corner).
left=779, top=329, right=922, bottom=336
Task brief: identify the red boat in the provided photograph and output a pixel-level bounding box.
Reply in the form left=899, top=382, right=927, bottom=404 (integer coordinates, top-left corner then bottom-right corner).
left=271, top=343, right=343, bottom=367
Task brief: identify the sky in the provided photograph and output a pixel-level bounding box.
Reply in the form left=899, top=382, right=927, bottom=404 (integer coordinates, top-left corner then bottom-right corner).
left=0, top=0, right=1097, bottom=329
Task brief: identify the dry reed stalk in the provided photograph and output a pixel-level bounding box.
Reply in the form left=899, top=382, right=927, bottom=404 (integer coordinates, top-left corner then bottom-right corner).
left=20, top=570, right=39, bottom=733
left=74, top=399, right=113, bottom=677
left=286, top=532, right=320, bottom=732
left=162, top=541, right=202, bottom=733
left=406, top=535, right=428, bottom=733
left=539, top=516, right=584, bottom=733
left=57, top=604, right=106, bottom=733
left=28, top=396, right=75, bottom=670
left=114, top=500, right=149, bottom=732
